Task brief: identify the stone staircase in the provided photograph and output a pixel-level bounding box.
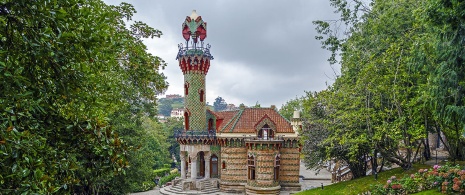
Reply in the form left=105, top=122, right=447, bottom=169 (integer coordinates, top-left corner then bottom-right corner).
left=160, top=179, right=221, bottom=195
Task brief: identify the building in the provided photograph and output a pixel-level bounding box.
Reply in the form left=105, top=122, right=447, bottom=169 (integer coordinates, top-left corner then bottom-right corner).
left=166, top=94, right=183, bottom=100
left=165, top=10, right=302, bottom=195
left=170, top=108, right=185, bottom=119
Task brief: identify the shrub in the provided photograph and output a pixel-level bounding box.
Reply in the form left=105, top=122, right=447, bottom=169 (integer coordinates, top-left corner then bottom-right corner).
left=371, top=164, right=465, bottom=194
left=159, top=172, right=180, bottom=186
left=153, top=168, right=170, bottom=177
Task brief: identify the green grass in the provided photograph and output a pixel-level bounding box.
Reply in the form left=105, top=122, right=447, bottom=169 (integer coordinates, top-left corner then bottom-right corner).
left=295, top=164, right=432, bottom=195
left=411, top=189, right=442, bottom=195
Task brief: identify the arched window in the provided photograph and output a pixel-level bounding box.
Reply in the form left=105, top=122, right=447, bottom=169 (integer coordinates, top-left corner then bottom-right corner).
left=274, top=155, right=280, bottom=181
left=184, top=112, right=189, bottom=130
left=222, top=161, right=226, bottom=169
left=258, top=124, right=274, bottom=140
left=211, top=155, right=218, bottom=178
left=248, top=155, right=255, bottom=180
left=199, top=89, right=204, bottom=102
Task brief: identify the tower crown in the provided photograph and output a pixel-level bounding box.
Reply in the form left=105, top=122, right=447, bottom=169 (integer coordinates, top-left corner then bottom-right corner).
left=177, top=10, right=213, bottom=75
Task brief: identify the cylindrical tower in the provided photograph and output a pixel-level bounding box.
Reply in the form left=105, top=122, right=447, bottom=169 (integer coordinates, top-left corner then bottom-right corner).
left=177, top=10, right=213, bottom=131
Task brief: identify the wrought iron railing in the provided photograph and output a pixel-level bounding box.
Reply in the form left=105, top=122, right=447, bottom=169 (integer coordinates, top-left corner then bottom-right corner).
left=176, top=42, right=214, bottom=60
left=174, top=129, right=216, bottom=139
left=244, top=135, right=285, bottom=141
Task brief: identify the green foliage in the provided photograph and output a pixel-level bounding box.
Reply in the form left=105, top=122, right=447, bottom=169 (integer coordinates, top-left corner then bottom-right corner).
left=371, top=164, right=465, bottom=194
left=302, top=0, right=465, bottom=177
left=213, top=96, right=227, bottom=111
left=158, top=98, right=174, bottom=116
left=296, top=164, right=431, bottom=195
left=279, top=97, right=302, bottom=120
left=153, top=168, right=170, bottom=177
left=159, top=173, right=180, bottom=186
left=163, top=118, right=183, bottom=163
left=0, top=0, right=168, bottom=194
left=418, top=0, right=465, bottom=160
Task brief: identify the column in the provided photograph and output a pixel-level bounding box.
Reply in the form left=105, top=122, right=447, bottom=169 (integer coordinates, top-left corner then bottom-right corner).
left=205, top=154, right=211, bottom=179
left=180, top=153, right=186, bottom=179
left=191, top=154, right=198, bottom=180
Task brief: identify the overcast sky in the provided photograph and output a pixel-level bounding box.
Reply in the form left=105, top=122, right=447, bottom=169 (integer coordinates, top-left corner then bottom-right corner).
left=104, top=0, right=341, bottom=107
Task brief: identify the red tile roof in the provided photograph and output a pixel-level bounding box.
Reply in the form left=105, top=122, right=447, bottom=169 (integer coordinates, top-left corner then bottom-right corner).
left=213, top=108, right=293, bottom=133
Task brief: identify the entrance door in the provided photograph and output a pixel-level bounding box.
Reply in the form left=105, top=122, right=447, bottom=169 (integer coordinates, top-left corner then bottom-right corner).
left=210, top=155, right=218, bottom=178
left=199, top=151, right=205, bottom=177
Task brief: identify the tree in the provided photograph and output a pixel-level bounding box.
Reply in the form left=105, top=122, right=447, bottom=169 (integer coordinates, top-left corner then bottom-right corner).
left=0, top=0, right=168, bottom=194
left=213, top=96, right=227, bottom=111
left=158, top=98, right=174, bottom=116
left=307, top=0, right=437, bottom=173
left=417, top=0, right=465, bottom=161
left=279, top=97, right=302, bottom=120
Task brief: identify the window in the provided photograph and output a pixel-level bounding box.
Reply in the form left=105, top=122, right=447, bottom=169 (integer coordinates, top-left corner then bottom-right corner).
left=258, top=124, right=274, bottom=140
left=211, top=155, right=218, bottom=178
left=274, top=155, right=280, bottom=181
left=222, top=161, right=226, bottom=169
left=248, top=155, right=255, bottom=180
left=184, top=83, right=188, bottom=95
left=199, top=89, right=204, bottom=102
left=208, top=118, right=213, bottom=130
left=184, top=112, right=189, bottom=130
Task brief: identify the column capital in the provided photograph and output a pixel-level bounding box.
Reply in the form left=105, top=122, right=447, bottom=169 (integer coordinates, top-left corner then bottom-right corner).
left=190, top=155, right=198, bottom=161
left=180, top=154, right=187, bottom=161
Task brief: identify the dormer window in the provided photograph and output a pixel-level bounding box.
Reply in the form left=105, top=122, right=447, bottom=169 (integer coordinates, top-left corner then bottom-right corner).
left=258, top=124, right=274, bottom=140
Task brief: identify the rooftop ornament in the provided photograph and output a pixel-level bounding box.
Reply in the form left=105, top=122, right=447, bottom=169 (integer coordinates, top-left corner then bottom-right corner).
left=177, top=10, right=214, bottom=60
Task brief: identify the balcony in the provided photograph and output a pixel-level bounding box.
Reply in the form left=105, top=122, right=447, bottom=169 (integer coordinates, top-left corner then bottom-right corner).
left=244, top=135, right=284, bottom=144
left=176, top=42, right=214, bottom=60
left=174, top=129, right=216, bottom=140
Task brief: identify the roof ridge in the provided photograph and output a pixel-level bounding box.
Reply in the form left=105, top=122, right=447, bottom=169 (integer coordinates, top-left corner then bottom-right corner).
left=275, top=109, right=292, bottom=123
left=229, top=109, right=244, bottom=132
left=220, top=110, right=242, bottom=133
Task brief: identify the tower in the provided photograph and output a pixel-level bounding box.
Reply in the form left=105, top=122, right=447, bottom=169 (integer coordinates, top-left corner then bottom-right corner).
left=175, top=10, right=216, bottom=182
left=177, top=10, right=213, bottom=131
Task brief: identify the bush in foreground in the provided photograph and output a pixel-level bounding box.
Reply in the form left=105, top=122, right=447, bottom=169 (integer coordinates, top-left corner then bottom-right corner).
left=371, top=164, right=465, bottom=194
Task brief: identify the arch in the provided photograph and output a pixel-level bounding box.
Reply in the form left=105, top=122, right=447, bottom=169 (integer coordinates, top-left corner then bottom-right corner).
left=274, top=154, right=280, bottom=181
left=258, top=124, right=274, bottom=140
left=211, top=154, right=218, bottom=178
left=254, top=115, right=277, bottom=139
left=199, top=151, right=205, bottom=177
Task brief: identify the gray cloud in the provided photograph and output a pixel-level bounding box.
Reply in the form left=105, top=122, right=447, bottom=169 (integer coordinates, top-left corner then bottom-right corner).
left=104, top=0, right=340, bottom=107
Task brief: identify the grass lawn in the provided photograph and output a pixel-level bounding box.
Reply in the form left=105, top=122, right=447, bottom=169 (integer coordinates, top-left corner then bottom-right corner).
left=295, top=164, right=432, bottom=195
left=411, top=189, right=443, bottom=195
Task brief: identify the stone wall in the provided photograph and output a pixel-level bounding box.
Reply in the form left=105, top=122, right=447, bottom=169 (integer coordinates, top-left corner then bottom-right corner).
left=248, top=148, right=279, bottom=187
left=279, top=147, right=300, bottom=191
left=220, top=147, right=247, bottom=193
